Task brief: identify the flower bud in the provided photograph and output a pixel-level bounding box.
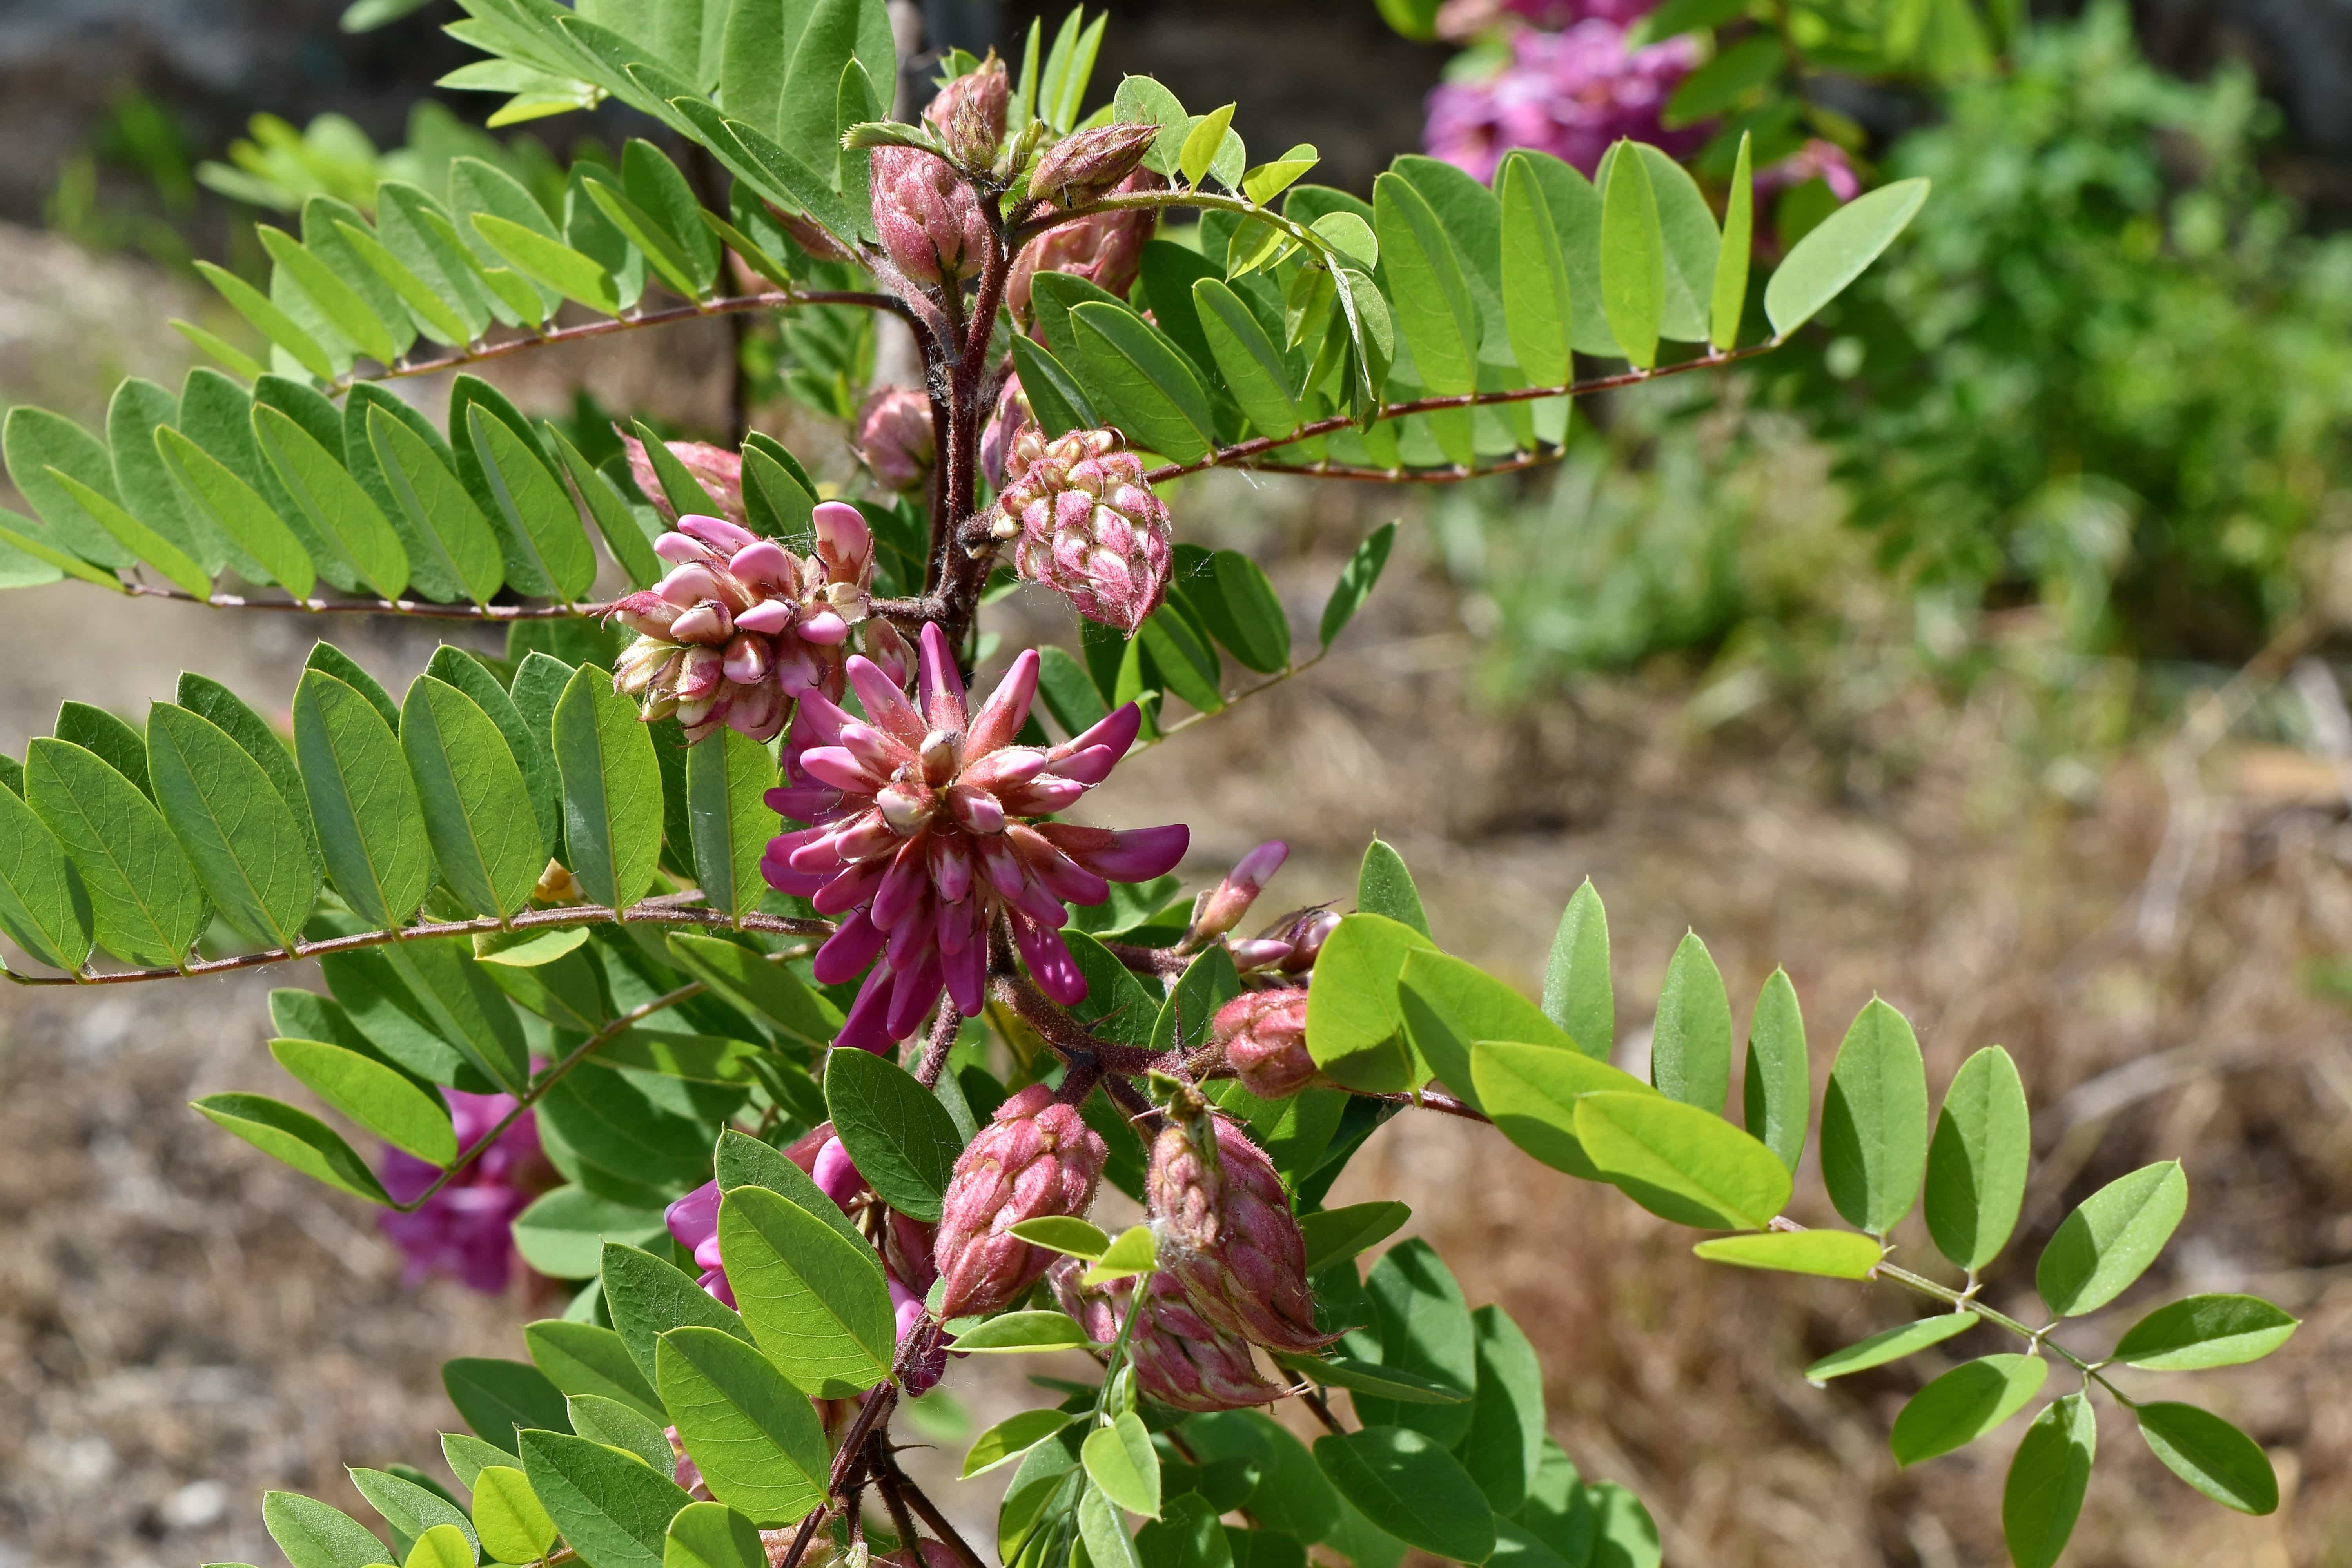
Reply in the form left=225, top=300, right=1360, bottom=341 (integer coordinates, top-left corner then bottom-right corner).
left=1147, top=1109, right=1328, bottom=1352
left=933, top=1083, right=1108, bottom=1318
left=923, top=55, right=1010, bottom=169
left=1192, top=840, right=1287, bottom=943
left=856, top=386, right=936, bottom=493
left=873, top=146, right=991, bottom=286
left=1029, top=122, right=1161, bottom=208
left=1272, top=908, right=1339, bottom=974
left=992, top=430, right=1172, bottom=633
left=1009, top=170, right=1161, bottom=323
left=618, top=432, right=746, bottom=527
left=1212, top=989, right=1315, bottom=1100
left=1049, top=1259, right=1287, bottom=1412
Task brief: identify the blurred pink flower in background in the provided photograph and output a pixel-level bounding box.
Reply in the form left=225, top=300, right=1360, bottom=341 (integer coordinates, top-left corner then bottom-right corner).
left=379, top=1089, right=551, bottom=1294
left=1425, top=20, right=1702, bottom=181
left=1758, top=137, right=1862, bottom=202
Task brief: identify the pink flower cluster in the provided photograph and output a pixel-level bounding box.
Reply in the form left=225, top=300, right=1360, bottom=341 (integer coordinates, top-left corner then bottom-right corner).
left=763, top=622, right=1188, bottom=1053
left=379, top=1089, right=551, bottom=1294
left=1425, top=20, right=1702, bottom=181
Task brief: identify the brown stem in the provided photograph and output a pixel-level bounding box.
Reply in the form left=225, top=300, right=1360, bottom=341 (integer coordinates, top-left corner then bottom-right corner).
left=1099, top=1071, right=1165, bottom=1139
left=994, top=971, right=1172, bottom=1077
left=118, top=583, right=614, bottom=619
left=871, top=1440, right=925, bottom=1558
left=1236, top=450, right=1569, bottom=484
left=916, top=1000, right=960, bottom=1089
left=335, top=290, right=913, bottom=394
left=2, top=903, right=831, bottom=987
left=872, top=1444, right=989, bottom=1568
left=1298, top=1387, right=1348, bottom=1436
left=1361, top=1087, right=1490, bottom=1123
left=779, top=1384, right=901, bottom=1568
left=1098, top=940, right=1191, bottom=981
left=1143, top=344, right=1776, bottom=485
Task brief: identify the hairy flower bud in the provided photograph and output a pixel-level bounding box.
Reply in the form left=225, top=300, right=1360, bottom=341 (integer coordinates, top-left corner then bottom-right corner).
left=1147, top=1109, right=1329, bottom=1353
left=991, top=430, right=1172, bottom=633
left=933, top=1084, right=1108, bottom=1318
left=857, top=386, right=936, bottom=492
left=1212, top=989, right=1315, bottom=1100
left=1008, top=169, right=1162, bottom=323
left=873, top=146, right=991, bottom=285
left=1049, top=1258, right=1288, bottom=1412
left=619, top=432, right=747, bottom=527
left=1272, top=908, right=1340, bottom=974
left=923, top=55, right=1010, bottom=169
left=980, top=376, right=1032, bottom=494
left=1029, top=122, right=1160, bottom=208
left=1191, top=840, right=1287, bottom=943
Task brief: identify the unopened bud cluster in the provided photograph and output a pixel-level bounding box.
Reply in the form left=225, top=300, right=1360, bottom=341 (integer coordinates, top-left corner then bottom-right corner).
left=990, top=428, right=1173, bottom=633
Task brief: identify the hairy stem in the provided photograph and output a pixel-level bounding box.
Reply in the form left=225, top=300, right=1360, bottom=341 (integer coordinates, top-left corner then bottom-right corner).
left=872, top=1443, right=990, bottom=1568
left=779, top=1385, right=901, bottom=1568
left=3, top=903, right=830, bottom=987
left=871, top=1441, right=926, bottom=1560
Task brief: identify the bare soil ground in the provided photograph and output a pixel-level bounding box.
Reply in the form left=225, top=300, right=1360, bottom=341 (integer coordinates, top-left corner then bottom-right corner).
left=3, top=225, right=2348, bottom=1568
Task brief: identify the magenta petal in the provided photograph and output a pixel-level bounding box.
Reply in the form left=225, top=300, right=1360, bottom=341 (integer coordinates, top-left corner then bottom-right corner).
left=795, top=688, right=854, bottom=746
left=799, top=608, right=850, bottom=645
left=680, top=514, right=758, bottom=552
left=813, top=908, right=888, bottom=984
left=698, top=1266, right=738, bottom=1308
left=848, top=657, right=927, bottom=745
left=916, top=622, right=969, bottom=734
left=1062, top=823, right=1189, bottom=882
left=1012, top=912, right=1088, bottom=1006
left=800, top=746, right=885, bottom=794
left=735, top=599, right=793, bottom=633
left=760, top=853, right=829, bottom=898
left=870, top=837, right=933, bottom=930
left=833, top=964, right=898, bottom=1053
left=666, top=1179, right=721, bottom=1248
left=885, top=952, right=946, bottom=1038
left=812, top=855, right=889, bottom=916
left=944, top=931, right=987, bottom=1016
left=1063, top=703, right=1142, bottom=764
left=1045, top=744, right=1117, bottom=785
left=967, top=648, right=1042, bottom=755
left=813, top=1138, right=865, bottom=1208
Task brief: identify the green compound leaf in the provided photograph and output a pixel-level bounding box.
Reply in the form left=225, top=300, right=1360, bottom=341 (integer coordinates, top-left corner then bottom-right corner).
left=2112, top=1294, right=2299, bottom=1372
left=1540, top=878, right=1613, bottom=1060
left=1820, top=996, right=1929, bottom=1236
left=526, top=1318, right=665, bottom=1421
left=2135, top=1401, right=2278, bottom=1515
left=1372, top=171, right=1479, bottom=399
left=1399, top=947, right=1572, bottom=1113
left=1192, top=277, right=1300, bottom=440
left=401, top=676, right=543, bottom=920
left=1627, top=143, right=1718, bottom=343
left=823, top=1045, right=961, bottom=1223
left=0, top=778, right=93, bottom=971
left=1499, top=154, right=1572, bottom=387
left=2003, top=1393, right=2096, bottom=1568
left=964, top=1409, right=1077, bottom=1478
left=468, top=403, right=597, bottom=603
left=262, top=1491, right=393, bottom=1568
left=1084, top=1410, right=1164, bottom=1518
left=1304, top=912, right=1438, bottom=1093
left=685, top=728, right=775, bottom=924
left=552, top=662, right=664, bottom=911
left=1596, top=141, right=1662, bottom=368
left=1184, top=1412, right=1339, bottom=1545
left=566, top=1397, right=672, bottom=1475
left=2037, top=1161, right=2189, bottom=1318
left=44, top=467, right=211, bottom=597
left=147, top=702, right=317, bottom=948
left=951, top=1310, right=1095, bottom=1353
left=1692, top=1229, right=1882, bottom=1279
left=1008, top=1216, right=1112, bottom=1260
left=1320, top=521, right=1396, bottom=650
left=294, top=669, right=434, bottom=929
left=604, top=1240, right=754, bottom=1386
left=1078, top=1482, right=1144, bottom=1568
left=1741, top=967, right=1807, bottom=1174
left=664, top=1502, right=766, bottom=1568
left=443, top=1357, right=570, bottom=1454
left=1458, top=1305, right=1543, bottom=1513
left=1313, top=1428, right=1494, bottom=1564
left=253, top=403, right=410, bottom=597
left=1925, top=1044, right=2031, bottom=1273
left=1069, top=302, right=1216, bottom=464
left=471, top=1466, right=559, bottom=1564
left=156, top=424, right=316, bottom=596
left=1355, top=1238, right=1476, bottom=1445
left=1471, top=1038, right=1654, bottom=1181
left=512, top=1189, right=667, bottom=1280
left=1298, top=1201, right=1411, bottom=1275
left=1357, top=837, right=1430, bottom=939
left=1803, top=1311, right=1978, bottom=1382
left=26, top=737, right=206, bottom=967
left=1276, top=1352, right=1473, bottom=1406
left=351, top=1467, right=476, bottom=1557
left=269, top=1037, right=453, bottom=1164
left=1649, top=930, right=1730, bottom=1114
left=1710, top=131, right=1753, bottom=351
left=368, top=406, right=506, bottom=606
left=1888, top=1354, right=2047, bottom=1467
left=718, top=1184, right=894, bottom=1395
left=665, top=934, right=843, bottom=1053
left=1762, top=177, right=1929, bottom=340
left=192, top=1092, right=391, bottom=1204
left=657, top=1325, right=830, bottom=1527
left=1574, top=1090, right=1790, bottom=1230
left=519, top=1427, right=694, bottom=1568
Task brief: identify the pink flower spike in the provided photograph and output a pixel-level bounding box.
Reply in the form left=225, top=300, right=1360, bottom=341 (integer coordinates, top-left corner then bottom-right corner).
left=917, top=622, right=969, bottom=734
left=679, top=514, right=757, bottom=553
left=967, top=648, right=1042, bottom=755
